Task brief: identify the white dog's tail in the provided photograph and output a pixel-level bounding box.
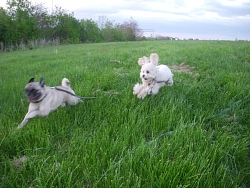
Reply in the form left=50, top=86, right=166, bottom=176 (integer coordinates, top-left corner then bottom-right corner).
left=62, top=78, right=71, bottom=89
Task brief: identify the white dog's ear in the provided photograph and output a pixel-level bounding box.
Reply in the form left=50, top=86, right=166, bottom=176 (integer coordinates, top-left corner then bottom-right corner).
left=138, top=56, right=150, bottom=66
left=138, top=58, right=144, bottom=66
left=150, top=53, right=159, bottom=65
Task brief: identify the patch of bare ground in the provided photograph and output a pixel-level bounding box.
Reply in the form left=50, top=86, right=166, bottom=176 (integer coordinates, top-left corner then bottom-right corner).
left=11, top=155, right=28, bottom=170
left=169, top=62, right=199, bottom=77
left=114, top=67, right=129, bottom=77
left=110, top=60, right=121, bottom=63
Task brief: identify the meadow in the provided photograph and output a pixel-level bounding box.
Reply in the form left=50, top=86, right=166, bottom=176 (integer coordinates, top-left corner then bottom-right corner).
left=0, top=40, right=250, bottom=187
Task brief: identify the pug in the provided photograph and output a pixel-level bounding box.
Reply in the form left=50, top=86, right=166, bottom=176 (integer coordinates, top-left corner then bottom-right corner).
left=17, top=77, right=83, bottom=129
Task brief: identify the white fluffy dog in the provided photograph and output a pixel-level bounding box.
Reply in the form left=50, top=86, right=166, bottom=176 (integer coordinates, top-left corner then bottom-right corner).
left=133, top=53, right=173, bottom=99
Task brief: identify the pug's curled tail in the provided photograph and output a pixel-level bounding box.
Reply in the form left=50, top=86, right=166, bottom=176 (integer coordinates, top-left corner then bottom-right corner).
left=61, top=78, right=71, bottom=89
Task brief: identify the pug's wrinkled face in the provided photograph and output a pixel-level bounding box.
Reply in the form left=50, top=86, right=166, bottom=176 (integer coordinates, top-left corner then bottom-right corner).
left=140, top=63, right=157, bottom=82
left=24, top=78, right=45, bottom=103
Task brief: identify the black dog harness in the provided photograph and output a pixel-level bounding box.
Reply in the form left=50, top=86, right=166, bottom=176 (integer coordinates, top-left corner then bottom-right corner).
left=54, top=87, right=76, bottom=96
left=33, top=94, right=47, bottom=103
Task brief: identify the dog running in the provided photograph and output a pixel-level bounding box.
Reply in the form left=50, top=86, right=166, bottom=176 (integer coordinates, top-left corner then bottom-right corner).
left=133, top=53, right=174, bottom=99
left=17, top=77, right=83, bottom=129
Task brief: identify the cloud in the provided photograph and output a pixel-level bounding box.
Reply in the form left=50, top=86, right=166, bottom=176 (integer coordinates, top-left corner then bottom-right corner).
left=48, top=0, right=250, bottom=40
left=0, top=0, right=249, bottom=40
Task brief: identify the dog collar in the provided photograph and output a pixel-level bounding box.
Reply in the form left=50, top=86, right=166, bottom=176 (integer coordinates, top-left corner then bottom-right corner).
left=33, top=94, right=47, bottom=103
left=156, top=80, right=167, bottom=83
left=153, top=78, right=168, bottom=83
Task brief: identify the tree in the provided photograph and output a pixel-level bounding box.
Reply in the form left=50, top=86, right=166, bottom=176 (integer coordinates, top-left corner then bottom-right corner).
left=51, top=7, right=80, bottom=43
left=31, top=2, right=51, bottom=39
left=0, top=0, right=144, bottom=50
left=100, top=19, right=117, bottom=42
left=6, top=0, right=38, bottom=43
left=79, top=19, right=103, bottom=43
left=0, top=7, right=11, bottom=49
left=119, top=17, right=143, bottom=41
left=100, top=16, right=143, bottom=42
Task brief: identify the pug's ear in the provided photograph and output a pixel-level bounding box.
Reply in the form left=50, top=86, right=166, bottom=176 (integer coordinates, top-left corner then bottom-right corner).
left=39, top=78, right=45, bottom=87
left=28, top=77, right=35, bottom=83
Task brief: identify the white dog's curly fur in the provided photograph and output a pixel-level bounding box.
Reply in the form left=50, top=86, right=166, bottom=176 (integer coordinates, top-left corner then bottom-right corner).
left=133, top=53, right=173, bottom=99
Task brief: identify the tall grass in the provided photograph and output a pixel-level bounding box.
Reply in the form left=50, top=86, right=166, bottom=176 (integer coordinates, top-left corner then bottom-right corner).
left=0, top=40, right=250, bottom=187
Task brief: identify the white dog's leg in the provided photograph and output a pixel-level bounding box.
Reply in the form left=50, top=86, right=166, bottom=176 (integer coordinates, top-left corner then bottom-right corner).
left=149, top=83, right=163, bottom=95
left=133, top=83, right=149, bottom=99
left=137, top=86, right=150, bottom=99
left=133, top=83, right=142, bottom=95
left=166, top=77, right=174, bottom=86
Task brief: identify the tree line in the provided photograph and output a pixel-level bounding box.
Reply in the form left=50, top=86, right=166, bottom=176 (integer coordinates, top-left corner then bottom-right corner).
left=0, top=0, right=143, bottom=51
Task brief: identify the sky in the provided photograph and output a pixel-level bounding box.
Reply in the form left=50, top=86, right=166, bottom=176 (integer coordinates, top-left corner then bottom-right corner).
left=1, top=0, right=250, bottom=40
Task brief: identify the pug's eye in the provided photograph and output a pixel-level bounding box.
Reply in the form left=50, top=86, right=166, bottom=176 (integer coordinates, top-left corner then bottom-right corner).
left=146, top=71, right=150, bottom=74
left=25, top=89, right=30, bottom=93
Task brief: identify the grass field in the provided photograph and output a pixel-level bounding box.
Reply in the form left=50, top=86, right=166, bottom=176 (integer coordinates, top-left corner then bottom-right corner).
left=0, top=40, right=250, bottom=187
